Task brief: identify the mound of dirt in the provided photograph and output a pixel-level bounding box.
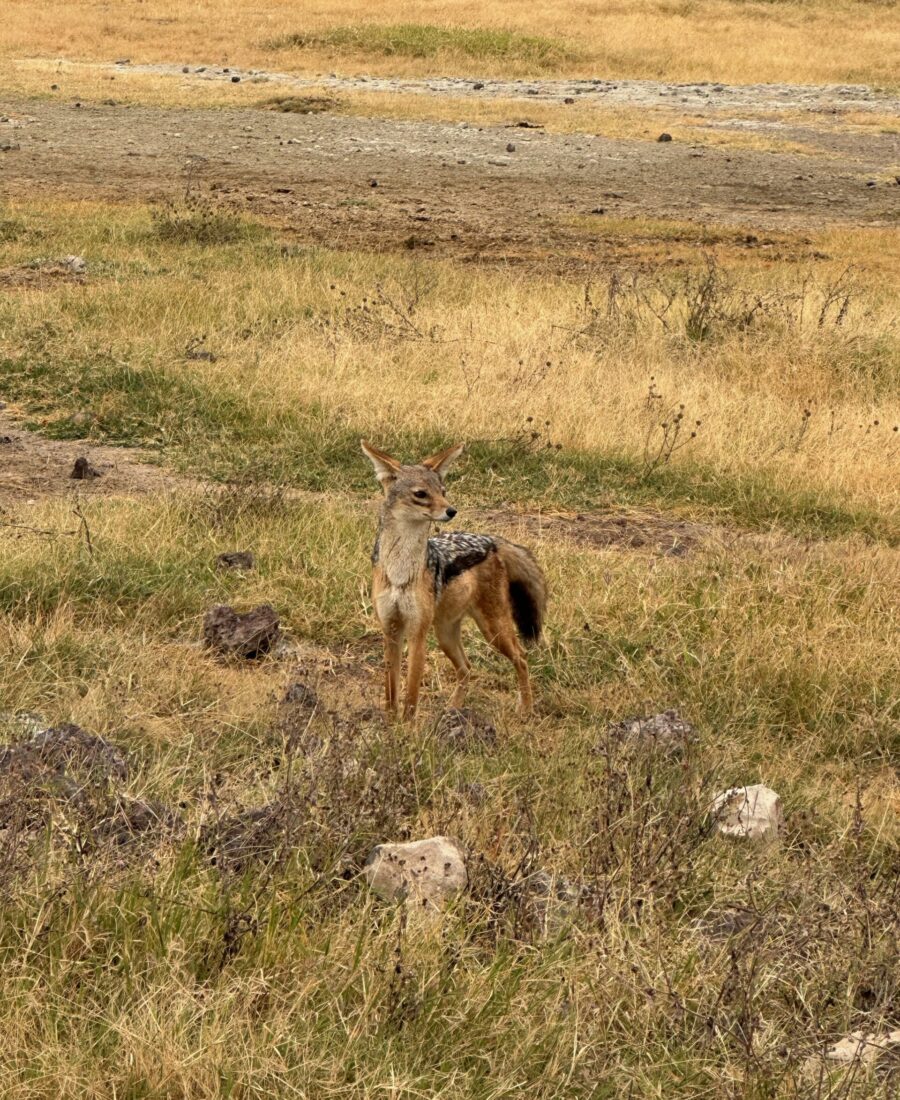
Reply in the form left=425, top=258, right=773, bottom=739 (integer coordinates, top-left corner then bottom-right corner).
left=0, top=718, right=177, bottom=877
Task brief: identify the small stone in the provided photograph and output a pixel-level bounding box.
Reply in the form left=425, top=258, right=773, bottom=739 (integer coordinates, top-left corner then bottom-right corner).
left=657, top=132, right=673, bottom=142
left=590, top=207, right=605, bottom=215
left=369, top=178, right=378, bottom=187
left=231, top=75, right=241, bottom=83
left=564, top=97, right=575, bottom=104
left=281, top=680, right=320, bottom=712
left=182, top=66, right=190, bottom=74
left=435, top=708, right=497, bottom=749
left=472, top=82, right=484, bottom=90
left=61, top=254, right=87, bottom=274
left=603, top=709, right=695, bottom=754
left=710, top=784, right=783, bottom=840
left=363, top=836, right=467, bottom=911
left=71, top=456, right=101, bottom=480
left=202, top=604, right=281, bottom=659
left=865, top=180, right=876, bottom=188
left=506, top=142, right=516, bottom=152
left=186, top=345, right=217, bottom=362
left=216, top=550, right=255, bottom=571
left=51, top=84, right=59, bottom=91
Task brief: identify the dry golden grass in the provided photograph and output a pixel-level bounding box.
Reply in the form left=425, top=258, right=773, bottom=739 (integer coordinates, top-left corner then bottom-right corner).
left=3, top=0, right=900, bottom=87
left=0, top=485, right=897, bottom=1097
left=3, top=200, right=897, bottom=519
left=0, top=189, right=898, bottom=1096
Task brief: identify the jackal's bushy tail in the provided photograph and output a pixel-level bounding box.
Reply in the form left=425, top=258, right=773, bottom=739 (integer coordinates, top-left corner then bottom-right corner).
left=495, top=538, right=548, bottom=646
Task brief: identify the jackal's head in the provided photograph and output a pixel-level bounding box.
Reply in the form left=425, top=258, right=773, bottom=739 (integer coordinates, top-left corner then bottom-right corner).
left=361, top=440, right=464, bottom=524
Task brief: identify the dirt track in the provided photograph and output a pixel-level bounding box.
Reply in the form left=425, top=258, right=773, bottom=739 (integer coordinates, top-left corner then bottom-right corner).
left=2, top=88, right=898, bottom=268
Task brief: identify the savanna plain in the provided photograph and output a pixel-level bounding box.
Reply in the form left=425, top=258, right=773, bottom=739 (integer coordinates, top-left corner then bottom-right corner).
left=0, top=0, right=898, bottom=1096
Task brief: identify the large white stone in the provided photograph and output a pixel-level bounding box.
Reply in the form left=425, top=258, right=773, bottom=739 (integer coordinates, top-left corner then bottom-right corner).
left=363, top=836, right=467, bottom=912
left=710, top=784, right=783, bottom=840
left=825, top=1030, right=900, bottom=1065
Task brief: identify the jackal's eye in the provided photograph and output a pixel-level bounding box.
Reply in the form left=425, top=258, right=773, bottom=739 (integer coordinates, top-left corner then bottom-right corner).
left=412, top=490, right=429, bottom=501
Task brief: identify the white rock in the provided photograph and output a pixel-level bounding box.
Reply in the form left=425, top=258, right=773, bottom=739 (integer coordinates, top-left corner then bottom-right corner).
left=363, top=836, right=467, bottom=911
left=710, top=784, right=783, bottom=840
left=825, top=1030, right=900, bottom=1065
left=61, top=255, right=87, bottom=274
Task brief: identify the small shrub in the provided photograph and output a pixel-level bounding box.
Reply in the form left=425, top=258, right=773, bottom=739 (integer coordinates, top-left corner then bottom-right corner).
left=260, top=95, right=339, bottom=114
left=149, top=183, right=259, bottom=246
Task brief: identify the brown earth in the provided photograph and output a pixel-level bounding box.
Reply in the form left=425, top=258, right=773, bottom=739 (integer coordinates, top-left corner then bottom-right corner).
left=0, top=409, right=180, bottom=509
left=2, top=95, right=898, bottom=273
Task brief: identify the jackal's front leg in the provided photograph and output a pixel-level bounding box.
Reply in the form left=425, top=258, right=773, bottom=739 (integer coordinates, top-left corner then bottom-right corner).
left=383, top=634, right=402, bottom=715
left=403, top=628, right=429, bottom=719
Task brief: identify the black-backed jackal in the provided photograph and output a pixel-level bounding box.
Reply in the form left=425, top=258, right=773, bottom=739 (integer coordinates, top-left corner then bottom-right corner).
left=361, top=440, right=548, bottom=719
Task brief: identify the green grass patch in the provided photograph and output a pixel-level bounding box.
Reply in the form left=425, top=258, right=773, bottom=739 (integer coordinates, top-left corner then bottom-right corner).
left=1, top=348, right=895, bottom=545
left=267, top=24, right=580, bottom=67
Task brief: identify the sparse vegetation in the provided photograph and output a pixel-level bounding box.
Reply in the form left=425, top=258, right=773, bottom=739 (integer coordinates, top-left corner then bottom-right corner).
left=149, top=181, right=262, bottom=246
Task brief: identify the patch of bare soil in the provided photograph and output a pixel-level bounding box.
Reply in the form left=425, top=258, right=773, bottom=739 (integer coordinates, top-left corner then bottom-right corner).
left=0, top=410, right=189, bottom=507
left=2, top=95, right=897, bottom=274
left=0, top=261, right=87, bottom=289
left=479, top=507, right=709, bottom=556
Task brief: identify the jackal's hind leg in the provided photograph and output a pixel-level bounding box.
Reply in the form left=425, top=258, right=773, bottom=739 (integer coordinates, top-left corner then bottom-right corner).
left=435, top=617, right=471, bottom=708
left=472, top=607, right=533, bottom=716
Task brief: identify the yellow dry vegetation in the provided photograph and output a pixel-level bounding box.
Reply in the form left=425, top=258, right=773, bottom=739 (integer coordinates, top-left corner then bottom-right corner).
left=3, top=0, right=899, bottom=87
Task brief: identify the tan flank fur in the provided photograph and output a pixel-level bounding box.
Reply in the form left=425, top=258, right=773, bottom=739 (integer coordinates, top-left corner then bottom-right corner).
left=361, top=440, right=548, bottom=719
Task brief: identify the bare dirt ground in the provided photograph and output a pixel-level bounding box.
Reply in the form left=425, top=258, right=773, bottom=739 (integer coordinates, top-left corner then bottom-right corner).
left=60, top=60, right=900, bottom=115
left=0, top=409, right=177, bottom=508
left=2, top=74, right=898, bottom=269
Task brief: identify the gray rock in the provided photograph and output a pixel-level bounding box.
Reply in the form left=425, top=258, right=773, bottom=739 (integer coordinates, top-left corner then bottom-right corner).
left=364, top=836, right=467, bottom=911
left=61, top=254, right=87, bottom=274
left=604, top=709, right=695, bottom=754
left=825, top=1030, right=900, bottom=1065
left=25, top=723, right=129, bottom=782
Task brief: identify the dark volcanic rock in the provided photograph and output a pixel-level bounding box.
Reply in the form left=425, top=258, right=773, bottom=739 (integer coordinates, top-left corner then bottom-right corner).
left=71, top=456, right=101, bottom=479
left=216, top=550, right=255, bottom=571
left=203, top=604, right=281, bottom=658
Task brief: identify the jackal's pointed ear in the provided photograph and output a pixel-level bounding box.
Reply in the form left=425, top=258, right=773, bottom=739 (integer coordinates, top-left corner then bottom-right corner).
left=361, top=440, right=401, bottom=491
left=421, top=442, right=465, bottom=478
